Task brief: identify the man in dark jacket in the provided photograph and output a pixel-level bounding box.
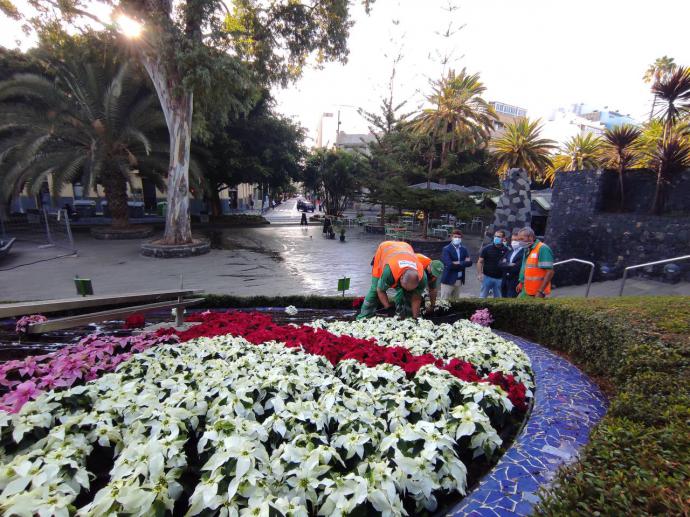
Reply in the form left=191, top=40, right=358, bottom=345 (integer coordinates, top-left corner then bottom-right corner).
left=439, top=230, right=473, bottom=300
left=500, top=229, right=526, bottom=298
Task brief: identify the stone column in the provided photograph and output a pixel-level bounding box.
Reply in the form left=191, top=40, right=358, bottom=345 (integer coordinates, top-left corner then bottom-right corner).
left=490, top=168, right=532, bottom=235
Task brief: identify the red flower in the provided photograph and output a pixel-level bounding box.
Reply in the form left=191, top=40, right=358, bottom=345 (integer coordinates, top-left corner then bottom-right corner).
left=155, top=310, right=529, bottom=412
left=124, top=314, right=145, bottom=329
left=352, top=297, right=365, bottom=309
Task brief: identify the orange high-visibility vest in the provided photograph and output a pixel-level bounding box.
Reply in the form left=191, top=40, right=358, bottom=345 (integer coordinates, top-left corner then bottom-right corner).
left=372, top=241, right=423, bottom=287
left=416, top=253, right=431, bottom=270
left=523, top=242, right=551, bottom=295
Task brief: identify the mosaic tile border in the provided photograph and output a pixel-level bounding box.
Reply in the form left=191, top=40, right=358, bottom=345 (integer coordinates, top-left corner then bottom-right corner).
left=448, top=332, right=608, bottom=516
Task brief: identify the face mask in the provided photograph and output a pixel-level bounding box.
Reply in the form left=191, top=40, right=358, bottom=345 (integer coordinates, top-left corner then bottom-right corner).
left=493, top=237, right=503, bottom=245
left=451, top=237, right=461, bottom=245
left=512, top=240, right=527, bottom=249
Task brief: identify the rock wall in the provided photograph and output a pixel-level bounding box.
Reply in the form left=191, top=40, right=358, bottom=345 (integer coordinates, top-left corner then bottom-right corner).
left=545, top=169, right=690, bottom=285
left=490, top=168, right=532, bottom=235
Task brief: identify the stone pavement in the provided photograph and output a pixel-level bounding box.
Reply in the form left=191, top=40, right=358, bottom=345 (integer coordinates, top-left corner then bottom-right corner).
left=1, top=220, right=687, bottom=302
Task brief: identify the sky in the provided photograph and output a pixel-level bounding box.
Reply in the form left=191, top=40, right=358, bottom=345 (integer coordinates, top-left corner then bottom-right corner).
left=2, top=0, right=689, bottom=143
left=271, top=0, right=690, bottom=142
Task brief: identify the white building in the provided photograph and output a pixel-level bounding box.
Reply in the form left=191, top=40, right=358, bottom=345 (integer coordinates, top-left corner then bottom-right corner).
left=334, top=131, right=376, bottom=154
left=541, top=108, right=606, bottom=145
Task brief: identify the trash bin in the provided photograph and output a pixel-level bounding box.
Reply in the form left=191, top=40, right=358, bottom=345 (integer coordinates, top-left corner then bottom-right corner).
left=157, top=202, right=167, bottom=217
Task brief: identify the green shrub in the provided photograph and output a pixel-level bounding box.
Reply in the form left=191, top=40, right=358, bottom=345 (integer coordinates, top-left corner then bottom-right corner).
left=444, top=297, right=690, bottom=516
left=198, top=294, right=690, bottom=515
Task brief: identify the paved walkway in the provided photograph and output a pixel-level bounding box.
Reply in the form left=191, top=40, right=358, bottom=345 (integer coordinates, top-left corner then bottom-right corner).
left=1, top=212, right=687, bottom=301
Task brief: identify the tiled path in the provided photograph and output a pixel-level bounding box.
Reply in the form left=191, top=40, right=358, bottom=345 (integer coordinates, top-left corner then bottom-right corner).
left=449, top=332, right=608, bottom=516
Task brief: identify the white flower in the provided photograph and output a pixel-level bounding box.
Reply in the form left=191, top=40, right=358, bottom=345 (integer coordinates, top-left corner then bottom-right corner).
left=284, top=306, right=298, bottom=316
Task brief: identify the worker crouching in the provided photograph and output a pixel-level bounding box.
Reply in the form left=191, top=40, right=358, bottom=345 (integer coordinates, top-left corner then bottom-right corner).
left=357, top=241, right=439, bottom=320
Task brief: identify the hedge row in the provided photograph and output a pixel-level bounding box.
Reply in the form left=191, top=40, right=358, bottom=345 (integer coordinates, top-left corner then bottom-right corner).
left=442, top=297, right=689, bottom=516
left=201, top=294, right=690, bottom=516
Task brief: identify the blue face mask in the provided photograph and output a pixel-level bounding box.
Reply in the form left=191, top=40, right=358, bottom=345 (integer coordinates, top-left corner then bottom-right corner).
left=493, top=237, right=503, bottom=245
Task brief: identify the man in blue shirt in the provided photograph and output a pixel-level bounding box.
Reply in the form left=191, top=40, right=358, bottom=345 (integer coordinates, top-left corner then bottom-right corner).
left=477, top=229, right=508, bottom=298
left=439, top=230, right=473, bottom=300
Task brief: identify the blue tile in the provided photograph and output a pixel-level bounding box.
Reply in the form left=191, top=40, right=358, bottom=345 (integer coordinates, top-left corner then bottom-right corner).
left=448, top=332, right=608, bottom=516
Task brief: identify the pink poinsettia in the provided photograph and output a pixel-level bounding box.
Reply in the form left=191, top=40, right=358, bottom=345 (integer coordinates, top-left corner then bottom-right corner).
left=2, top=381, right=40, bottom=411
left=15, top=315, right=48, bottom=334
left=0, top=331, right=179, bottom=413
left=470, top=308, right=494, bottom=327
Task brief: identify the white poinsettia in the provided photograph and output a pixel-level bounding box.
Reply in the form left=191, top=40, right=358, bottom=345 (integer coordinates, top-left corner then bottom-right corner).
left=0, top=316, right=533, bottom=516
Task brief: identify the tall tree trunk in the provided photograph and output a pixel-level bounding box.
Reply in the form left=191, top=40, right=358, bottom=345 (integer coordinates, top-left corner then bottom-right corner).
left=141, top=57, right=193, bottom=245
left=102, top=171, right=129, bottom=229
left=210, top=188, right=222, bottom=217
left=618, top=162, right=625, bottom=210
left=651, top=167, right=665, bottom=215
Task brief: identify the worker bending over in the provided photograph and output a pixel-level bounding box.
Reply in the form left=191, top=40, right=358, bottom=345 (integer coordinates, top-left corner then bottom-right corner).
left=414, top=253, right=444, bottom=314
left=357, top=241, right=429, bottom=319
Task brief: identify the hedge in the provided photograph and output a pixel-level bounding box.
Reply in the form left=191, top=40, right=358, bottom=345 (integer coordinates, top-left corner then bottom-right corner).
left=200, top=294, right=690, bottom=516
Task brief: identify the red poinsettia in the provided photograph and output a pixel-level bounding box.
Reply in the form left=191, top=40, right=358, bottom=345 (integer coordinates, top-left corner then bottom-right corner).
left=124, top=313, right=145, bottom=329
left=157, top=311, right=529, bottom=412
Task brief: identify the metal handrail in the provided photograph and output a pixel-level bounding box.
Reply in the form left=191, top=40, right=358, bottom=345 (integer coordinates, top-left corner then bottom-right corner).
left=619, top=255, right=690, bottom=296
left=554, top=258, right=596, bottom=297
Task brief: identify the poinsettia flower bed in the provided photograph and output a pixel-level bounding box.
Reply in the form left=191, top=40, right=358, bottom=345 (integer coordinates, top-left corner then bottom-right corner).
left=157, top=311, right=531, bottom=411
left=0, top=311, right=533, bottom=516
left=0, top=332, right=179, bottom=413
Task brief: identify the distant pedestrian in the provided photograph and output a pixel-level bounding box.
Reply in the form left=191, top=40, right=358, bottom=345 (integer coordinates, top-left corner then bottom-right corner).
left=515, top=227, right=554, bottom=298
left=300, top=212, right=308, bottom=226
left=249, top=198, right=254, bottom=211
left=500, top=229, right=526, bottom=298
left=439, top=230, right=473, bottom=300
left=477, top=230, right=508, bottom=298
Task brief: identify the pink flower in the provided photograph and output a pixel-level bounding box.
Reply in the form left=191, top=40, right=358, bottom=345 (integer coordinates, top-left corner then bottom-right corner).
left=470, top=308, right=494, bottom=327
left=2, top=381, right=41, bottom=412
left=15, top=315, right=48, bottom=334
left=18, top=356, right=39, bottom=377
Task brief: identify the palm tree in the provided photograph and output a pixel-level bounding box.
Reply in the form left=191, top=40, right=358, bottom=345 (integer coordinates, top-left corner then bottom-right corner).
left=543, top=154, right=572, bottom=185
left=0, top=59, right=175, bottom=228
left=649, top=66, right=690, bottom=212
left=544, top=133, right=603, bottom=185
left=491, top=117, right=556, bottom=179
left=646, top=133, right=690, bottom=214
left=601, top=124, right=642, bottom=209
left=412, top=68, right=497, bottom=185
left=643, top=56, right=677, bottom=120
left=410, top=68, right=496, bottom=237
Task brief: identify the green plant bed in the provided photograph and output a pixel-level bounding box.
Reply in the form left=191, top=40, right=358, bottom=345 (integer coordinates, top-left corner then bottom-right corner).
left=198, top=294, right=690, bottom=515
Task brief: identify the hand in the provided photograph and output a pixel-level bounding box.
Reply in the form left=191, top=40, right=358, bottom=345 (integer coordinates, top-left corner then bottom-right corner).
left=465, top=257, right=471, bottom=263
left=477, top=273, right=484, bottom=281
left=377, top=305, right=396, bottom=316
left=536, top=291, right=546, bottom=299
left=516, top=283, right=522, bottom=293
left=452, top=261, right=460, bottom=265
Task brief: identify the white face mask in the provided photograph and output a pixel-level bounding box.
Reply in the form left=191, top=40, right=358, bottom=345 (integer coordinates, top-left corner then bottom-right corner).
left=451, top=237, right=462, bottom=246
left=512, top=240, right=527, bottom=249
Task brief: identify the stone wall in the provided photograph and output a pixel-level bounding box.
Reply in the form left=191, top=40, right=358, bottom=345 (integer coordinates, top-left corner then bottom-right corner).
left=544, top=169, right=690, bottom=285
left=489, top=168, right=532, bottom=235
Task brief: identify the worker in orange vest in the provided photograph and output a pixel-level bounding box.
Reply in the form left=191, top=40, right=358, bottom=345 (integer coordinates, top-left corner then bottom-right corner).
left=357, top=241, right=429, bottom=319
left=415, top=253, right=444, bottom=313
left=515, top=227, right=555, bottom=298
